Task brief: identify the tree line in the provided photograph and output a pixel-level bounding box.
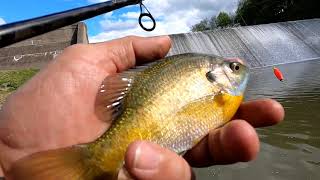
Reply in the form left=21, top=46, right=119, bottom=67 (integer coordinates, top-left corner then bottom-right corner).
left=191, top=0, right=320, bottom=32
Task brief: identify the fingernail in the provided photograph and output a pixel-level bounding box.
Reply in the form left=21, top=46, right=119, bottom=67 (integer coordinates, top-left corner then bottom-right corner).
left=133, top=142, right=161, bottom=171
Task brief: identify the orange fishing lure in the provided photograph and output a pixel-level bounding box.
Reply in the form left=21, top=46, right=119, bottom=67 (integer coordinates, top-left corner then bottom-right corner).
left=273, top=67, right=284, bottom=81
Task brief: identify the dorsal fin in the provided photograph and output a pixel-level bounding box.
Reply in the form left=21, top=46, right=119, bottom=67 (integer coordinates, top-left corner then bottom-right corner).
left=95, top=64, right=154, bottom=123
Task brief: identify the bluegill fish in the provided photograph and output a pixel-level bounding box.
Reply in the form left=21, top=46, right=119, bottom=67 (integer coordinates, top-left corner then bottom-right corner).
left=10, top=53, right=249, bottom=180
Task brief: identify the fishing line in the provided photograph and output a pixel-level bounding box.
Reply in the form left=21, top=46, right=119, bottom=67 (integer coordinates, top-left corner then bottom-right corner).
left=138, top=1, right=156, bottom=31
left=250, top=57, right=320, bottom=70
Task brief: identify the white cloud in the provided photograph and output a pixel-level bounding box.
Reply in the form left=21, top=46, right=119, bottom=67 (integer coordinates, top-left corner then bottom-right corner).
left=0, top=18, right=6, bottom=25
left=100, top=19, right=137, bottom=31
left=121, top=12, right=140, bottom=19
left=89, top=0, right=239, bottom=43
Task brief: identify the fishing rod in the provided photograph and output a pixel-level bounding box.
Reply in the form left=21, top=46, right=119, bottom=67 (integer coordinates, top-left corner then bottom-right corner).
left=0, top=0, right=156, bottom=48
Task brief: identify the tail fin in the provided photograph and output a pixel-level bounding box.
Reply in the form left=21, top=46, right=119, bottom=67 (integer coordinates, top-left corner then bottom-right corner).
left=8, top=146, right=118, bottom=180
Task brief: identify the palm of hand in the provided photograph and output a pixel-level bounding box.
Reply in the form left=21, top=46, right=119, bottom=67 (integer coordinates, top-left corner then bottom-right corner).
left=0, top=43, right=130, bottom=169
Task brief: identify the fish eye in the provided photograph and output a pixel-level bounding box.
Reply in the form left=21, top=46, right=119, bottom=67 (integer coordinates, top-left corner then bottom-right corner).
left=229, top=62, right=241, bottom=72
left=206, top=71, right=216, bottom=83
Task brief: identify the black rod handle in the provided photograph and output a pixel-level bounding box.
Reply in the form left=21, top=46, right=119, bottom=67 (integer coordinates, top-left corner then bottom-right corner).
left=0, top=0, right=142, bottom=48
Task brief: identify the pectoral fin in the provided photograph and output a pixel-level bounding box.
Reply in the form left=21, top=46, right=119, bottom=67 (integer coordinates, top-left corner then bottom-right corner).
left=95, top=62, right=159, bottom=123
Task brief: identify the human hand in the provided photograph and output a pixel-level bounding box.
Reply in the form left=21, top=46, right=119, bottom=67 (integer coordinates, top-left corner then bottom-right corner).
left=0, top=36, right=284, bottom=179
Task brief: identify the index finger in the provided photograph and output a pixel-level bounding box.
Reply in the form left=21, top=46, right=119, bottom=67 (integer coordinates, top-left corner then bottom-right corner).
left=92, top=36, right=172, bottom=73
left=233, top=98, right=285, bottom=127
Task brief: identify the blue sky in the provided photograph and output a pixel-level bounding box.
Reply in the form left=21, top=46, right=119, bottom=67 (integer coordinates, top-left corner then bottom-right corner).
left=0, top=0, right=238, bottom=42
left=0, top=0, right=137, bottom=37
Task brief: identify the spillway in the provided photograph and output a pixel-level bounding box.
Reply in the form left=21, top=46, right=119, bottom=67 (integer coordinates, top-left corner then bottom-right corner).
left=169, top=18, right=320, bottom=68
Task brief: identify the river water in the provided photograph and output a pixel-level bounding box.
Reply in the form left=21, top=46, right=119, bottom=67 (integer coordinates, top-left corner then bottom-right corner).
left=194, top=59, right=320, bottom=180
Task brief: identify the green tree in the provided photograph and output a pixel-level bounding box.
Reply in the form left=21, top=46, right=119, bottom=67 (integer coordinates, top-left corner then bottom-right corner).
left=191, top=13, right=236, bottom=32
left=191, top=0, right=319, bottom=31
left=209, top=16, right=217, bottom=29
left=216, top=12, right=232, bottom=27
left=191, top=19, right=210, bottom=32
left=235, top=0, right=320, bottom=26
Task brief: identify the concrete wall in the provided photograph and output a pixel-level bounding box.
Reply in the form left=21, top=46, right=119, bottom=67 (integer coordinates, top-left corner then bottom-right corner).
left=168, top=18, right=320, bottom=68
left=0, top=22, right=88, bottom=70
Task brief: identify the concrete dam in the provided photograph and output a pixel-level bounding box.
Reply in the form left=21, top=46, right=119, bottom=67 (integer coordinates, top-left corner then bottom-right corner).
left=168, top=18, right=320, bottom=68
left=0, top=22, right=88, bottom=70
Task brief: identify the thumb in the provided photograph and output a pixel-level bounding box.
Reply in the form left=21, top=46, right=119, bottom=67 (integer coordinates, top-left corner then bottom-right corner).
left=122, top=141, right=194, bottom=180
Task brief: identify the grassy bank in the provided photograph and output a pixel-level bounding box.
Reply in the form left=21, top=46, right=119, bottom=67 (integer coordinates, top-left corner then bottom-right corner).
left=0, top=69, right=39, bottom=106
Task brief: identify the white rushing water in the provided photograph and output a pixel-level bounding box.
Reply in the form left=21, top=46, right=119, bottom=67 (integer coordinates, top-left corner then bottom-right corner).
left=168, top=18, right=320, bottom=68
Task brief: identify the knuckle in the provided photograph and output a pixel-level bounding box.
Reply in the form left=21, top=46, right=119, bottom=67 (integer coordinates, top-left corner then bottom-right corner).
left=157, top=43, right=168, bottom=58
